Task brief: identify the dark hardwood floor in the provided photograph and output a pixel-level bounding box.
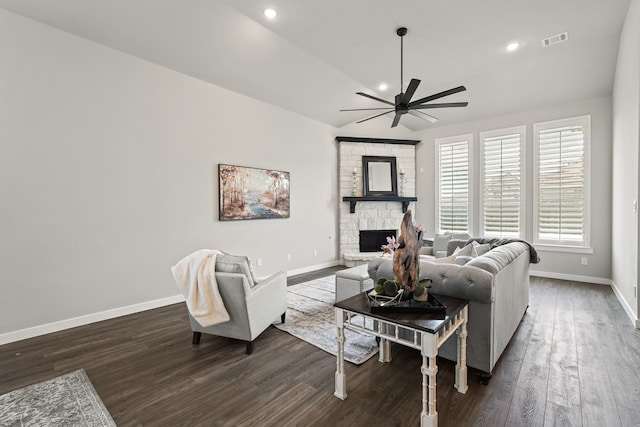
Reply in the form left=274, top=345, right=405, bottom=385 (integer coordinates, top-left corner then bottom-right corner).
left=2, top=271, right=640, bottom=426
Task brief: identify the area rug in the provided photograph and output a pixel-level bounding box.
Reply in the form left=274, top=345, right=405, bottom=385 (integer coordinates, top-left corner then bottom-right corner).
left=275, top=275, right=378, bottom=365
left=0, top=369, right=116, bottom=427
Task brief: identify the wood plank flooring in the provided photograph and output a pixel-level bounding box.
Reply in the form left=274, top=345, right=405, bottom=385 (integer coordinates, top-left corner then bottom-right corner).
left=1, top=272, right=640, bottom=426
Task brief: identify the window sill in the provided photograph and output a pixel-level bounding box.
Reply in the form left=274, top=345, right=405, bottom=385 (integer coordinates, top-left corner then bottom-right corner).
left=534, top=244, right=593, bottom=254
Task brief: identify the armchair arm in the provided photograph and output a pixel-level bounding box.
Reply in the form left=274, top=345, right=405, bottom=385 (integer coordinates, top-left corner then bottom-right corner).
left=251, top=271, right=287, bottom=294
left=245, top=271, right=287, bottom=337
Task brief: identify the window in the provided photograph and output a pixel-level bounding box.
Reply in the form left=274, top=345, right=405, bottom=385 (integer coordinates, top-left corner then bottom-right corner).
left=436, top=135, right=471, bottom=233
left=534, top=116, right=590, bottom=248
left=480, top=126, right=525, bottom=238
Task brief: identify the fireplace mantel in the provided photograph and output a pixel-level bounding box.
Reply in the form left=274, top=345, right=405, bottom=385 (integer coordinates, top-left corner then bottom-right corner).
left=342, top=196, right=418, bottom=213
left=335, top=136, right=420, bottom=145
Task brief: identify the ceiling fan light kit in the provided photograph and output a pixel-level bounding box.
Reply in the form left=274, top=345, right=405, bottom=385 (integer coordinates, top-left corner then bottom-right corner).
left=340, top=27, right=468, bottom=128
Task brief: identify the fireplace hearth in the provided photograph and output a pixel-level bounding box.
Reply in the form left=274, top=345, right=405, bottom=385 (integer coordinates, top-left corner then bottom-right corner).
left=359, top=229, right=397, bottom=253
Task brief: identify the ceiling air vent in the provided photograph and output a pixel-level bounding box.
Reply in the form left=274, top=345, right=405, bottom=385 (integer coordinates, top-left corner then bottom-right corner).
left=542, top=32, right=568, bottom=47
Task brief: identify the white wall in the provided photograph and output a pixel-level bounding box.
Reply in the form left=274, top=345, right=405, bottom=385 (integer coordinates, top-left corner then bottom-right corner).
left=0, top=10, right=338, bottom=339
left=612, top=0, right=640, bottom=324
left=415, top=96, right=613, bottom=282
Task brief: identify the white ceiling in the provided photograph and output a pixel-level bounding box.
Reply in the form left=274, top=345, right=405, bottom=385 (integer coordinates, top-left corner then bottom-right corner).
left=0, top=0, right=631, bottom=131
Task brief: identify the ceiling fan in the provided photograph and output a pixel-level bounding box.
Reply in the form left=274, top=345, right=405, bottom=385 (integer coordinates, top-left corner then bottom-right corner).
left=340, top=27, right=468, bottom=128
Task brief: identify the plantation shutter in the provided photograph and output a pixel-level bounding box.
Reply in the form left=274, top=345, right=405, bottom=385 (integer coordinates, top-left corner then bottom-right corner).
left=438, top=140, right=469, bottom=232
left=537, top=123, right=585, bottom=243
left=482, top=132, right=522, bottom=238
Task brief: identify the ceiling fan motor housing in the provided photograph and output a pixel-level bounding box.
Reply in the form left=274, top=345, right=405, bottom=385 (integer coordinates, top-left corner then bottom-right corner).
left=395, top=94, right=409, bottom=114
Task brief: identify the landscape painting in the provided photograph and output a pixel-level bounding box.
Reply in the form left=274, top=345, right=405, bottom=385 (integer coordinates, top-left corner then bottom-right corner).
left=219, top=164, right=290, bottom=221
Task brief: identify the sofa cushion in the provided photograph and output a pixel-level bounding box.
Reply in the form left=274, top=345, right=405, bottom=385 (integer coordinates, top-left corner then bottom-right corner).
left=466, top=242, right=528, bottom=275
left=215, top=253, right=257, bottom=287
left=434, top=255, right=456, bottom=264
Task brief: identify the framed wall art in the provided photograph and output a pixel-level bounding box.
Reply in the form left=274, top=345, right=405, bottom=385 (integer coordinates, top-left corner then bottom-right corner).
left=218, top=164, right=290, bottom=221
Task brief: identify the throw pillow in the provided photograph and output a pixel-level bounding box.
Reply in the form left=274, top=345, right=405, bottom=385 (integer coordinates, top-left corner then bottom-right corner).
left=433, top=234, right=452, bottom=253
left=453, top=243, right=478, bottom=258
left=471, top=241, right=491, bottom=256
left=215, top=253, right=257, bottom=287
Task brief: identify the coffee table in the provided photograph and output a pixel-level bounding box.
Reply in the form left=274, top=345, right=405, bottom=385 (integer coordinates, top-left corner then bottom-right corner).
left=333, top=292, right=469, bottom=427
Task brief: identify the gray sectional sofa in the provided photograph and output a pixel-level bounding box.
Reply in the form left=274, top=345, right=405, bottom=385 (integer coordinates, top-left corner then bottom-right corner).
left=367, top=240, right=536, bottom=377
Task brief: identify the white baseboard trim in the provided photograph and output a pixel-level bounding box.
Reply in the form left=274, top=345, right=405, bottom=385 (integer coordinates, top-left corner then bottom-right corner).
left=529, top=270, right=611, bottom=285
left=286, top=260, right=340, bottom=277
left=609, top=280, right=640, bottom=329
left=531, top=270, right=639, bottom=328
left=0, top=294, right=185, bottom=346
left=1, top=261, right=343, bottom=346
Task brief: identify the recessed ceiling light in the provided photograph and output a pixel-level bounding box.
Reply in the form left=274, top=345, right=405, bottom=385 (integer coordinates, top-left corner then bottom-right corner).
left=506, top=42, right=520, bottom=52
left=264, top=8, right=277, bottom=19
left=378, top=83, right=388, bottom=91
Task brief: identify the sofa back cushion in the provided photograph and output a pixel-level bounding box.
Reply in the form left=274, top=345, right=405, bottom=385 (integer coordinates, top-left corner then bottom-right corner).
left=465, top=242, right=528, bottom=275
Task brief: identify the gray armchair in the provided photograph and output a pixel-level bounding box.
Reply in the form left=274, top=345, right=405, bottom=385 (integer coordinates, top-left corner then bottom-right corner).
left=188, top=253, right=287, bottom=354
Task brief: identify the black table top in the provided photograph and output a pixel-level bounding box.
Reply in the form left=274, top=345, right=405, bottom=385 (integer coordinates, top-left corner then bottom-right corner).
left=334, top=292, right=468, bottom=334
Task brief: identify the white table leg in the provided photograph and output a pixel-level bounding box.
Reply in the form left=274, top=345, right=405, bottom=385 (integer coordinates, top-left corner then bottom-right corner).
left=334, top=308, right=347, bottom=400
left=455, top=306, right=469, bottom=394
left=420, top=333, right=438, bottom=427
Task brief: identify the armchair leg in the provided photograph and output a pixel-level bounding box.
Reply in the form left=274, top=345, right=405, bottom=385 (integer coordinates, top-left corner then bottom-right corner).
left=192, top=332, right=202, bottom=345
left=281, top=312, right=286, bottom=323
left=245, top=340, right=255, bottom=355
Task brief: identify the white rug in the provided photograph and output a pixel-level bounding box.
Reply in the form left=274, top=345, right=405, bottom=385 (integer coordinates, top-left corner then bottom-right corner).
left=0, top=369, right=116, bottom=426
left=274, top=275, right=379, bottom=365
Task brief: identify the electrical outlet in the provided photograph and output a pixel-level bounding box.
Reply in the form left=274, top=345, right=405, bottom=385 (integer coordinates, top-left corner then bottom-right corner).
left=286, top=253, right=291, bottom=262
left=313, top=249, right=318, bottom=257
left=257, top=258, right=262, bottom=267
left=581, top=257, right=588, bottom=266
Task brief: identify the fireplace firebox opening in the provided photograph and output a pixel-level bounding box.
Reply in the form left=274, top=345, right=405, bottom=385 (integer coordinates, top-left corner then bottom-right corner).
left=359, top=229, right=397, bottom=253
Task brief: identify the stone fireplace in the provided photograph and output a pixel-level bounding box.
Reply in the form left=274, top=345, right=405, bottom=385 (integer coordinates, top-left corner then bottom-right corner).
left=337, top=137, right=419, bottom=267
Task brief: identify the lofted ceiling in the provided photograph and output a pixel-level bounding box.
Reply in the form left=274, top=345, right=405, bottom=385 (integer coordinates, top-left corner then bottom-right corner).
left=0, top=0, right=631, bottom=131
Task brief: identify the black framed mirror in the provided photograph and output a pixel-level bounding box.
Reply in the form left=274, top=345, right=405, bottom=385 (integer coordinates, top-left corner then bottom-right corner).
left=362, top=156, right=398, bottom=197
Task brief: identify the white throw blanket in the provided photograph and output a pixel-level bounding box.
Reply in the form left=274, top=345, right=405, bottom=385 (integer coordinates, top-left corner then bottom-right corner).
left=171, top=249, right=230, bottom=327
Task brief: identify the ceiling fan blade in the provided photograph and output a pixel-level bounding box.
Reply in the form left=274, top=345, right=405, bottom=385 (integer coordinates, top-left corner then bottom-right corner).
left=408, top=85, right=467, bottom=107
left=356, top=110, right=394, bottom=124
left=401, top=78, right=421, bottom=104
left=409, top=110, right=439, bottom=123
left=356, top=92, right=395, bottom=106
left=391, top=113, right=402, bottom=128
left=340, top=107, right=395, bottom=112
left=412, top=102, right=469, bottom=109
